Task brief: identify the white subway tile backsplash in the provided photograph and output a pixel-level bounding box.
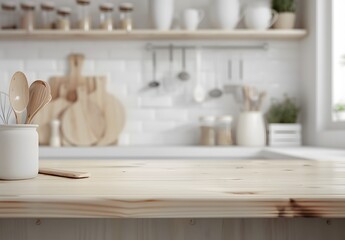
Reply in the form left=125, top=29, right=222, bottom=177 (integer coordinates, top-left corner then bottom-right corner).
left=142, top=121, right=175, bottom=132
left=139, top=96, right=173, bottom=107
left=0, top=60, right=24, bottom=72
left=95, top=60, right=125, bottom=73
left=123, top=121, right=143, bottom=133
left=128, top=109, right=155, bottom=121
left=155, top=109, right=188, bottom=121
left=25, top=60, right=57, bottom=71
left=125, top=60, right=142, bottom=72
left=0, top=40, right=301, bottom=146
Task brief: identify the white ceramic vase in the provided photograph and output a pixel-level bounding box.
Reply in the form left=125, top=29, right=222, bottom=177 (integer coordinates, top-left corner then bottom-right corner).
left=0, top=125, right=39, bottom=180
left=273, top=12, right=296, bottom=29
left=211, top=0, right=242, bottom=29
left=149, top=0, right=174, bottom=30
left=236, top=111, right=266, bottom=147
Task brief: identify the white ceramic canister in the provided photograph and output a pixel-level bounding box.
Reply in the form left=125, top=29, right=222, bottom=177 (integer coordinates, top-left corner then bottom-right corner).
left=149, top=0, right=174, bottom=30
left=211, top=0, right=242, bottom=29
left=0, top=125, right=39, bottom=180
left=236, top=112, right=266, bottom=147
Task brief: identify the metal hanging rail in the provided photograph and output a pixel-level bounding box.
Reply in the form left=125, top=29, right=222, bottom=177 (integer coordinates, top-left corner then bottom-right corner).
left=146, top=43, right=269, bottom=51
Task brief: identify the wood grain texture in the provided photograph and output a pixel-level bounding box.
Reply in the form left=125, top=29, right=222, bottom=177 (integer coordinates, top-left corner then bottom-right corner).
left=88, top=77, right=125, bottom=146
left=1, top=159, right=345, bottom=218
left=61, top=87, right=105, bottom=146
left=0, top=29, right=308, bottom=40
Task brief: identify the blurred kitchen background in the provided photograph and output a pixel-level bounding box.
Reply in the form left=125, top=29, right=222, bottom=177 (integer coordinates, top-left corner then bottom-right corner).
left=0, top=0, right=310, bottom=147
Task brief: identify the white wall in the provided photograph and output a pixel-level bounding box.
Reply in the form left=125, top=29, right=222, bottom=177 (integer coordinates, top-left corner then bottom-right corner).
left=0, top=0, right=304, bottom=146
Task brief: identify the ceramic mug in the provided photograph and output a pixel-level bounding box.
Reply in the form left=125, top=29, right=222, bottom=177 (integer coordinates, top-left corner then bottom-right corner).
left=211, top=0, right=242, bottom=29
left=0, top=125, right=39, bottom=180
left=182, top=8, right=204, bottom=30
left=244, top=5, right=278, bottom=30
left=236, top=111, right=266, bottom=146
left=149, top=0, right=174, bottom=30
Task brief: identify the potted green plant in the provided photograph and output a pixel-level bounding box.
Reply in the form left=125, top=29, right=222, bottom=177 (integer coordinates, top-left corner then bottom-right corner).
left=266, top=96, right=301, bottom=146
left=334, top=102, right=345, bottom=121
left=272, top=0, right=296, bottom=29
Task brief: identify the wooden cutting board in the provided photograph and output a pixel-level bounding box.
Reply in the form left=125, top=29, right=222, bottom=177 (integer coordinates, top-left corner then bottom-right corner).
left=61, top=86, right=105, bottom=146
left=88, top=76, right=126, bottom=145
left=33, top=84, right=71, bottom=145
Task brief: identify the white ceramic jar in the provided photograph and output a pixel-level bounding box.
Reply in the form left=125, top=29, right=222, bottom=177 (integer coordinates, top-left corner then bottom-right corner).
left=236, top=112, right=266, bottom=147
left=211, top=0, right=241, bottom=29
left=149, top=0, right=174, bottom=30
left=0, top=125, right=39, bottom=180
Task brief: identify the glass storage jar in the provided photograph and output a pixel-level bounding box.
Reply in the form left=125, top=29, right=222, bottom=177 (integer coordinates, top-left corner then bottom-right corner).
left=199, top=116, right=216, bottom=146
left=21, top=1, right=35, bottom=31
left=56, top=7, right=71, bottom=31
left=119, top=2, right=133, bottom=31
left=99, top=3, right=114, bottom=31
left=76, top=0, right=91, bottom=30
left=40, top=2, right=55, bottom=29
left=1, top=2, right=17, bottom=30
left=216, top=116, right=233, bottom=146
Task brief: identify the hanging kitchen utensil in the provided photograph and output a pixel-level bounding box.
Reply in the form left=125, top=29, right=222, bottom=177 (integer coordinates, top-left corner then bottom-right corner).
left=177, top=47, right=190, bottom=81
left=209, top=54, right=223, bottom=98
left=9, top=71, right=29, bottom=124
left=148, top=50, right=160, bottom=88
left=193, top=48, right=206, bottom=103
left=162, top=44, right=178, bottom=92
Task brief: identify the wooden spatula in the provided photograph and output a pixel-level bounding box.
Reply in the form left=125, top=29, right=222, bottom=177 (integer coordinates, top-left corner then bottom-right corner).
left=26, top=80, right=52, bottom=124
left=39, top=168, right=90, bottom=179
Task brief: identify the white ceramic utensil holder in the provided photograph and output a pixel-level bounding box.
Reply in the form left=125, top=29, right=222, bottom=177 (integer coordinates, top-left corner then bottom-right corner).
left=236, top=111, right=266, bottom=147
left=0, top=125, right=39, bottom=180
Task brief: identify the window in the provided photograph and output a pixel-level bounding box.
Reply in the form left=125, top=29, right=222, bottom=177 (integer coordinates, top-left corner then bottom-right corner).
left=332, top=0, right=345, bottom=122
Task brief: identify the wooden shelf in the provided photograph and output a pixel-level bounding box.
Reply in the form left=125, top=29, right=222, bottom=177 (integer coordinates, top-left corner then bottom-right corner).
left=0, top=29, right=307, bottom=41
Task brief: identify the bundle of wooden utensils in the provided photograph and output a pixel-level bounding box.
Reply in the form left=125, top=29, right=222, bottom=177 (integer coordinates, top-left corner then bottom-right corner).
left=33, top=54, right=125, bottom=147
left=242, top=85, right=267, bottom=111
left=2, top=71, right=52, bottom=125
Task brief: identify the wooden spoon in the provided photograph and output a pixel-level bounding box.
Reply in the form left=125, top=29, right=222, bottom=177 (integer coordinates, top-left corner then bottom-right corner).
left=9, top=71, right=29, bottom=124
left=25, top=80, right=52, bottom=124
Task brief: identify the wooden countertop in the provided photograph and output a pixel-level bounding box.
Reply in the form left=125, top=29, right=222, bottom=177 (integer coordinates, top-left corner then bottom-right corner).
left=1, top=159, right=345, bottom=218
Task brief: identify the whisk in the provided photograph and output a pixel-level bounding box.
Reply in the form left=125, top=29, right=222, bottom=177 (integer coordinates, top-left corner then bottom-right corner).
left=0, top=91, right=13, bottom=124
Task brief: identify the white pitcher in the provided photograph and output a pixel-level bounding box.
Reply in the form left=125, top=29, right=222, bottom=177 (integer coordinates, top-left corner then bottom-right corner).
left=211, top=0, right=242, bottom=29
left=244, top=3, right=278, bottom=30
left=149, top=0, right=174, bottom=30
left=236, top=111, right=266, bottom=147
